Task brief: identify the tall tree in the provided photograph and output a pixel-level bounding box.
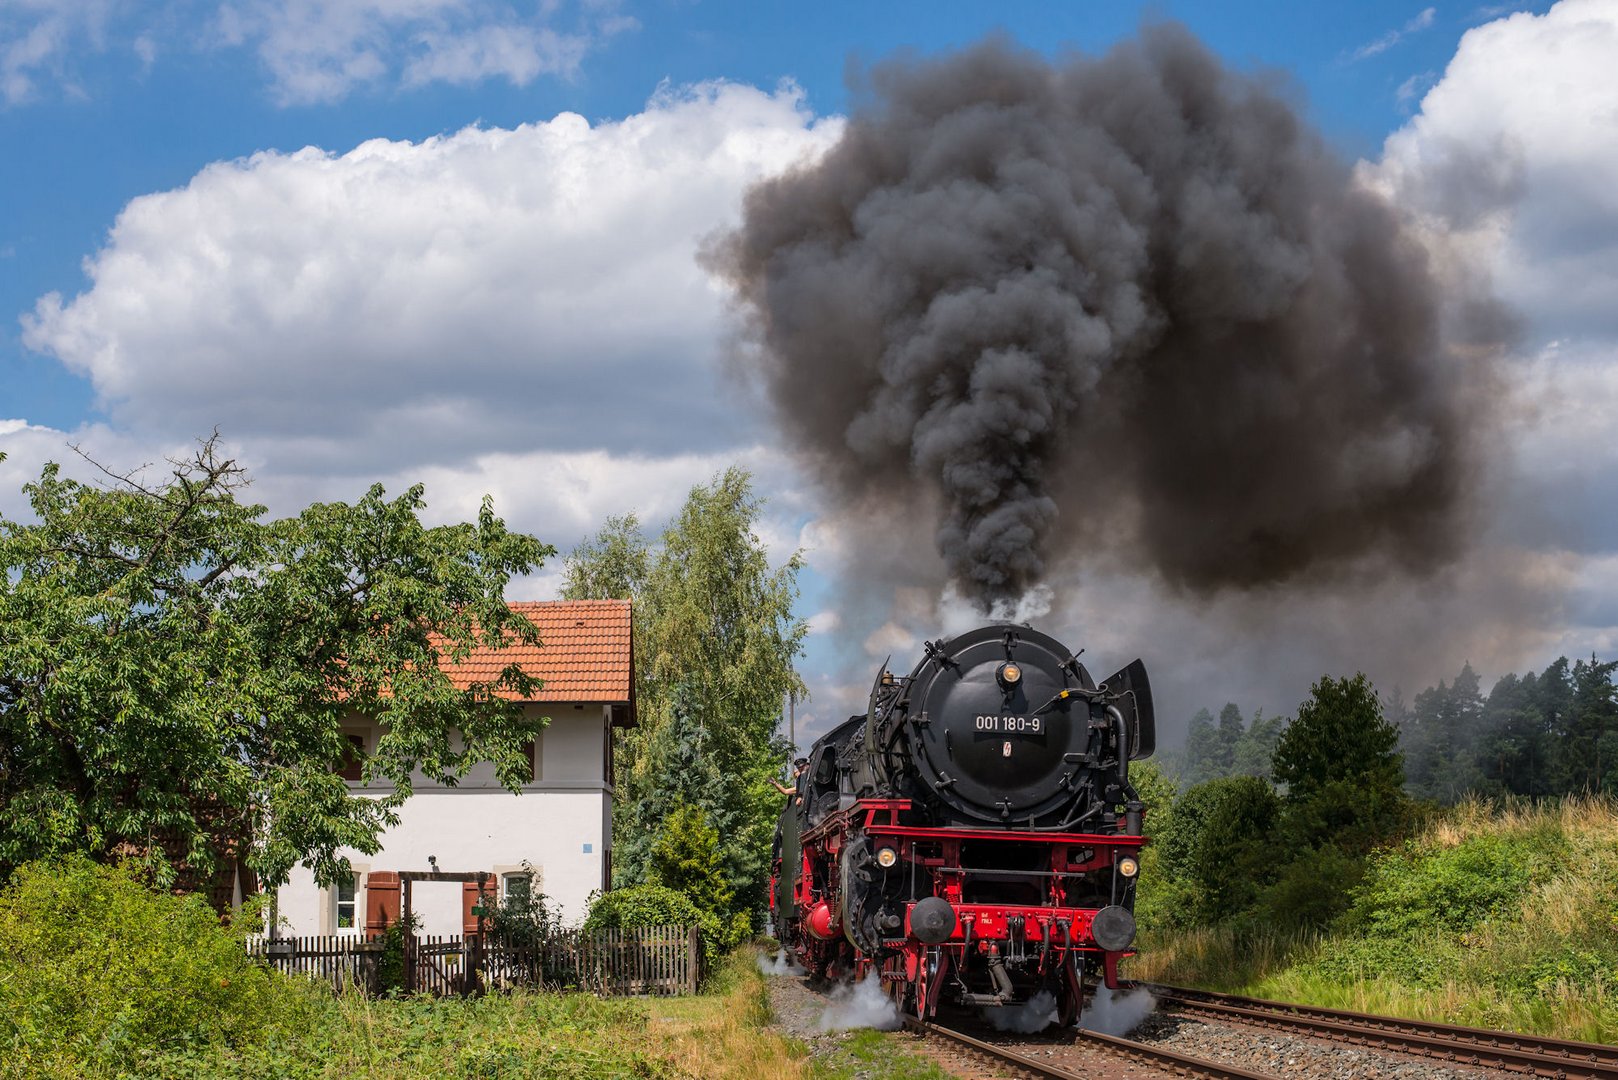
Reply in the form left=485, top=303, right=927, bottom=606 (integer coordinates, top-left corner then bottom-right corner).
left=1181, top=707, right=1220, bottom=785
left=1474, top=671, right=1546, bottom=797
left=1566, top=656, right=1618, bottom=793
left=1401, top=664, right=1487, bottom=802
left=560, top=513, right=649, bottom=601
left=1214, top=702, right=1246, bottom=775
left=0, top=442, right=552, bottom=892
left=1231, top=709, right=1286, bottom=781
left=571, top=469, right=807, bottom=919
left=1273, top=673, right=1406, bottom=853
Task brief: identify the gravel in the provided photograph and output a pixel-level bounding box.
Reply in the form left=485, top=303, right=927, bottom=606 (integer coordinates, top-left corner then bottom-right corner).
left=1129, top=1010, right=1509, bottom=1080
left=761, top=963, right=1519, bottom=1080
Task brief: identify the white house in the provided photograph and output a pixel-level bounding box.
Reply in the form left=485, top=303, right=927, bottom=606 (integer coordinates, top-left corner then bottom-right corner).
left=274, top=599, right=634, bottom=937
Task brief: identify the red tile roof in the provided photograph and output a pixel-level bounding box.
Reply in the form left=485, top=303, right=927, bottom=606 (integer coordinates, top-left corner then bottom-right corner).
left=438, top=599, right=633, bottom=708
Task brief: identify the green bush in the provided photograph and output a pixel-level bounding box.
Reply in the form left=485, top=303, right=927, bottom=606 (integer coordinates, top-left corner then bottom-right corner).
left=1148, top=776, right=1280, bottom=928
left=1343, top=831, right=1545, bottom=937
left=0, top=856, right=315, bottom=1077
left=584, top=884, right=726, bottom=968
left=1259, top=843, right=1364, bottom=930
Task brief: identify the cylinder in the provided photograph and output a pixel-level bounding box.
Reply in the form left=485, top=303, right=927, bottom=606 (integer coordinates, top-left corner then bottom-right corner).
left=806, top=901, right=840, bottom=940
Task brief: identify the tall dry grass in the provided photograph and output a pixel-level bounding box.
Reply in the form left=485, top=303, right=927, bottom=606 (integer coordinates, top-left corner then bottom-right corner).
left=643, top=951, right=818, bottom=1080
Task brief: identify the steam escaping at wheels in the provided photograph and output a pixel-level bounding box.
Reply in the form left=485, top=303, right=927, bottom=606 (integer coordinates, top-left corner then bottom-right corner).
left=757, top=950, right=808, bottom=977
left=768, top=623, right=1154, bottom=1030
left=818, top=975, right=904, bottom=1032
left=1081, top=985, right=1158, bottom=1037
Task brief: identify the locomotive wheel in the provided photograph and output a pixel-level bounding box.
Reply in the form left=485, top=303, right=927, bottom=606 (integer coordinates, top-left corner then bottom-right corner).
left=1056, top=955, right=1084, bottom=1027
left=881, top=955, right=915, bottom=1014
left=914, top=946, right=945, bottom=1020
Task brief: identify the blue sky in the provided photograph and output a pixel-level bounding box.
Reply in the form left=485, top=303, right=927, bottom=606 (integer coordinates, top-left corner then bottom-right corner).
left=5, top=0, right=1615, bottom=745
left=0, top=2, right=1531, bottom=427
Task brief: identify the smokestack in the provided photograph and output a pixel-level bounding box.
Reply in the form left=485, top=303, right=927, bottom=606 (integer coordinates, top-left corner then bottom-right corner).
left=705, top=28, right=1492, bottom=611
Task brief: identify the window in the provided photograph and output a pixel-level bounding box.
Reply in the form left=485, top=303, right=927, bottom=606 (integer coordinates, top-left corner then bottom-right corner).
left=501, top=872, right=531, bottom=905
left=335, top=874, right=358, bottom=929
left=338, top=733, right=365, bottom=782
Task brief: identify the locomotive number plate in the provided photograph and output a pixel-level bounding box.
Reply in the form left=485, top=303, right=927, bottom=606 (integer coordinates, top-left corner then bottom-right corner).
left=974, top=715, right=1044, bottom=734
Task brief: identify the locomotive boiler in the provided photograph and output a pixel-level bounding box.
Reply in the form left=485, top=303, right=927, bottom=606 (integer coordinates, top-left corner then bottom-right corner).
left=771, top=624, right=1154, bottom=1025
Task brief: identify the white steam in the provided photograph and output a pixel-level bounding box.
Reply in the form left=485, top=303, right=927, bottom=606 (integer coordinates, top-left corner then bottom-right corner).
left=1081, top=985, right=1156, bottom=1036
left=757, top=949, right=808, bottom=977
left=983, top=990, right=1059, bottom=1033
left=818, top=974, right=902, bottom=1031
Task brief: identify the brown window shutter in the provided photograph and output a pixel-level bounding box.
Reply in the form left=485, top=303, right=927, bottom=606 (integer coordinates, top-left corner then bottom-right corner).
left=364, top=871, right=400, bottom=939
left=524, top=740, right=537, bottom=781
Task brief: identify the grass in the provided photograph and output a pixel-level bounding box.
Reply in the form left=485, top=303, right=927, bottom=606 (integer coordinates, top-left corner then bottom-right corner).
left=49, top=949, right=949, bottom=1080
left=1126, top=796, right=1618, bottom=1044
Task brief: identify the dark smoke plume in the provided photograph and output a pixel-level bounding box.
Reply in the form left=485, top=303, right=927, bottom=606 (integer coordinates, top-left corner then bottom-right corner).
left=707, top=28, right=1490, bottom=610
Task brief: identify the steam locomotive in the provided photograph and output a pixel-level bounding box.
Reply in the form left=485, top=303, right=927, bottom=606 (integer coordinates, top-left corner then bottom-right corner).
left=770, top=624, right=1154, bottom=1024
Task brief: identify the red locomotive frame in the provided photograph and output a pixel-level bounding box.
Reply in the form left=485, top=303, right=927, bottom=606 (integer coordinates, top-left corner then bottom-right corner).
left=773, top=796, right=1144, bottom=1023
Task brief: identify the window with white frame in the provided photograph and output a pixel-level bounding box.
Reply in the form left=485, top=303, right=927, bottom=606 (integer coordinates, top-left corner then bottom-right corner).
left=334, top=873, right=359, bottom=929
left=501, top=871, right=532, bottom=905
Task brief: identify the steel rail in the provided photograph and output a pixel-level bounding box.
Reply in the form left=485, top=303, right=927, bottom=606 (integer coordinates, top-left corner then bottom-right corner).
left=1148, top=984, right=1618, bottom=1079
left=903, top=1015, right=1280, bottom=1080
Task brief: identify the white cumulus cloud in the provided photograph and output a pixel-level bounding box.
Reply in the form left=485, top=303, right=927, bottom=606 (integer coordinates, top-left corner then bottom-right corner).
left=1366, top=0, right=1618, bottom=341
left=7, top=80, right=839, bottom=585
left=20, top=82, right=840, bottom=486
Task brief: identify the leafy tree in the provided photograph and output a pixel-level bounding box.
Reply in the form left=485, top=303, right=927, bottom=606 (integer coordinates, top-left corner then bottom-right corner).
left=559, top=513, right=649, bottom=601
left=1130, top=760, right=1177, bottom=831
left=1533, top=654, right=1572, bottom=790
left=1177, top=702, right=1284, bottom=786
left=1128, top=760, right=1187, bottom=932
left=564, top=468, right=806, bottom=921
left=1475, top=671, right=1549, bottom=797
left=0, top=441, right=551, bottom=892
left=1259, top=842, right=1363, bottom=930
left=1273, top=673, right=1406, bottom=853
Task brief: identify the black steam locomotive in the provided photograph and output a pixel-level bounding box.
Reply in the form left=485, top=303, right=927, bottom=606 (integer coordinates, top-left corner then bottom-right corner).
left=770, top=624, right=1154, bottom=1024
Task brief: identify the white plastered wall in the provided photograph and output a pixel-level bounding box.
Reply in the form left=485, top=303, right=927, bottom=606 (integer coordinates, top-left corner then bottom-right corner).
left=275, top=703, right=615, bottom=936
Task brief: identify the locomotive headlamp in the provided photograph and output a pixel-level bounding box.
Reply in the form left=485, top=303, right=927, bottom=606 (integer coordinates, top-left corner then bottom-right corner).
left=1117, top=856, right=1139, bottom=878
left=876, top=846, right=899, bottom=868
left=998, top=662, right=1023, bottom=687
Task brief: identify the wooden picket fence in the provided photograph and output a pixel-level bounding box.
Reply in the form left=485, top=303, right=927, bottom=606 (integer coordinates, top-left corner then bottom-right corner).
left=483, top=925, right=700, bottom=995
left=248, top=925, right=699, bottom=997
left=247, top=935, right=386, bottom=993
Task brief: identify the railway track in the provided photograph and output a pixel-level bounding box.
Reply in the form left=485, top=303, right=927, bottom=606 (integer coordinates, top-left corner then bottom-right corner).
left=1147, top=983, right=1618, bottom=1079
left=901, top=1014, right=1280, bottom=1080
